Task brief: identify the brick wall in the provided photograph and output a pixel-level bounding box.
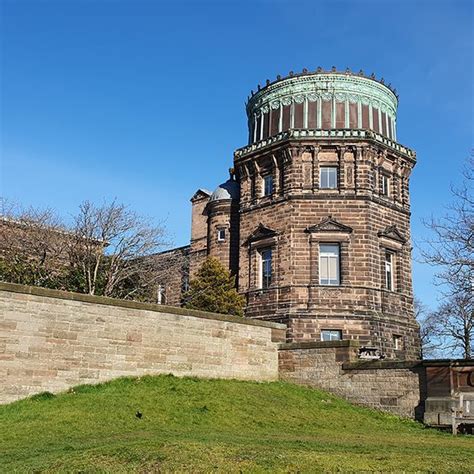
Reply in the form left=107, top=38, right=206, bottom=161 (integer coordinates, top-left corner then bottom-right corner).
left=0, top=282, right=286, bottom=404
left=279, top=341, right=425, bottom=419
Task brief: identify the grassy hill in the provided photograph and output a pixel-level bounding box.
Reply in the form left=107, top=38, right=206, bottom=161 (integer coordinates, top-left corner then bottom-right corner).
left=1, top=375, right=472, bottom=473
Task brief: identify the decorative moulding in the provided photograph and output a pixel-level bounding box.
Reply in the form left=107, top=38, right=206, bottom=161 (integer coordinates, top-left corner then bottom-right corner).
left=244, top=223, right=278, bottom=247
left=305, top=216, right=353, bottom=234
left=377, top=225, right=407, bottom=244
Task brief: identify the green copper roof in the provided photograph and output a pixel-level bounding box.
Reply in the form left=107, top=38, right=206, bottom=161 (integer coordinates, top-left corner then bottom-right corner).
left=247, top=69, right=398, bottom=118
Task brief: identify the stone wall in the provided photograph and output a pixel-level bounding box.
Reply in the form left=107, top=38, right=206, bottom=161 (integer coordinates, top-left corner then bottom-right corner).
left=150, top=245, right=189, bottom=306
left=234, top=141, right=420, bottom=359
left=0, top=282, right=286, bottom=404
left=279, top=341, right=425, bottom=419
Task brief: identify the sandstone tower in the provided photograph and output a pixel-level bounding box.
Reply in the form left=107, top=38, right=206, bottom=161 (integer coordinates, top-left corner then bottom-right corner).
left=163, top=68, right=421, bottom=360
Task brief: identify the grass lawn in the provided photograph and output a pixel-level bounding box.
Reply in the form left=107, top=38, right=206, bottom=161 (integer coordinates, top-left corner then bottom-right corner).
left=0, top=375, right=473, bottom=473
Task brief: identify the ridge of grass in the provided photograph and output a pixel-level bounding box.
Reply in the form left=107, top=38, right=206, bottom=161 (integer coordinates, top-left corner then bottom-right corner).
left=0, top=375, right=472, bottom=472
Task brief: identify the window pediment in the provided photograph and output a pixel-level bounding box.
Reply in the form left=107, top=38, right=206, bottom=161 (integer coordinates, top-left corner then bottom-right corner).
left=244, top=224, right=277, bottom=246
left=377, top=225, right=406, bottom=244
left=305, top=216, right=353, bottom=234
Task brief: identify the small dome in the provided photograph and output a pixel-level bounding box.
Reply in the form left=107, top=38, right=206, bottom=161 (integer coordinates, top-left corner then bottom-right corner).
left=209, top=178, right=240, bottom=202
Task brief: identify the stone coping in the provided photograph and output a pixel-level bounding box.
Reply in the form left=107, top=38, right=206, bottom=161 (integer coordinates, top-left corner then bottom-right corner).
left=279, top=340, right=360, bottom=351
left=0, top=281, right=286, bottom=330
left=343, top=359, right=474, bottom=371
left=421, top=359, right=474, bottom=367
left=343, top=360, right=422, bottom=370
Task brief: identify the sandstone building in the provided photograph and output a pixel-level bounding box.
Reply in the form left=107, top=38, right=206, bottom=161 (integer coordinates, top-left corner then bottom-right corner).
left=157, top=68, right=421, bottom=360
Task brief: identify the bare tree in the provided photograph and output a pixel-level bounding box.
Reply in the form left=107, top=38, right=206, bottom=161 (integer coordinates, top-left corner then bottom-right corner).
left=69, top=200, right=169, bottom=298
left=419, top=154, right=474, bottom=358
left=429, top=293, right=473, bottom=359
left=414, top=297, right=438, bottom=359
left=0, top=198, right=68, bottom=287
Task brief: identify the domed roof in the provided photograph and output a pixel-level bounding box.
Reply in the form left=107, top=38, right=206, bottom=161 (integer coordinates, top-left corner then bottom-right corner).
left=209, top=178, right=240, bottom=202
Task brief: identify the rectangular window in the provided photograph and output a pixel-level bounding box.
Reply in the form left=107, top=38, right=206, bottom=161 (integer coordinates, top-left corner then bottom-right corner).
left=321, top=330, right=342, bottom=342
left=393, top=335, right=403, bottom=351
left=294, top=102, right=304, bottom=128
left=270, top=108, right=280, bottom=135
left=260, top=248, right=272, bottom=289
left=256, top=114, right=262, bottom=140
left=321, top=100, right=332, bottom=129
left=217, top=229, right=226, bottom=242
left=361, top=104, right=370, bottom=129
left=349, top=102, right=358, bottom=128
left=385, top=251, right=394, bottom=291
left=320, top=167, right=338, bottom=189
left=262, top=112, right=270, bottom=139
left=319, top=244, right=340, bottom=285
left=381, top=174, right=390, bottom=196
left=282, top=104, right=291, bottom=130
left=308, top=100, right=317, bottom=128
left=251, top=175, right=256, bottom=199
left=335, top=102, right=345, bottom=128
left=372, top=107, right=380, bottom=132
left=263, top=175, right=274, bottom=196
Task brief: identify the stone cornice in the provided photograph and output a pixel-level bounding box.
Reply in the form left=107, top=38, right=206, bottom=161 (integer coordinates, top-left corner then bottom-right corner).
left=239, top=193, right=412, bottom=217
left=234, top=129, right=416, bottom=162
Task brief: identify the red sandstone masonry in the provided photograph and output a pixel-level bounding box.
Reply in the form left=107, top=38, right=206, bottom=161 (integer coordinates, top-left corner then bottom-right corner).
left=0, top=282, right=286, bottom=404
left=234, top=141, right=419, bottom=359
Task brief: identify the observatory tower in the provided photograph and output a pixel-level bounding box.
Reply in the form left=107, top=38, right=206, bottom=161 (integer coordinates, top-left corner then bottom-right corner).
left=230, top=68, right=420, bottom=359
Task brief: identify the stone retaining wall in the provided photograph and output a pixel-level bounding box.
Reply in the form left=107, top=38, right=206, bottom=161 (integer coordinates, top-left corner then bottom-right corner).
left=279, top=341, right=425, bottom=418
left=0, top=282, right=286, bottom=404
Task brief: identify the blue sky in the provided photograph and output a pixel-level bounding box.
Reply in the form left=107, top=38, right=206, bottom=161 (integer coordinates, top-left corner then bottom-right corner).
left=1, top=0, right=473, bottom=309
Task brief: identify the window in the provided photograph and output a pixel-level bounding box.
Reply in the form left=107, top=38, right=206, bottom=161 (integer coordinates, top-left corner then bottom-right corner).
left=319, top=244, right=340, bottom=285
left=384, top=251, right=394, bottom=291
left=381, top=174, right=390, bottom=196
left=217, top=228, right=226, bottom=242
left=263, top=175, right=274, bottom=196
left=321, top=330, right=342, bottom=341
left=320, top=167, right=338, bottom=189
left=251, top=176, right=256, bottom=199
left=157, top=285, right=166, bottom=305
left=393, top=335, right=403, bottom=351
left=182, top=276, right=189, bottom=293
left=260, top=248, right=272, bottom=289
